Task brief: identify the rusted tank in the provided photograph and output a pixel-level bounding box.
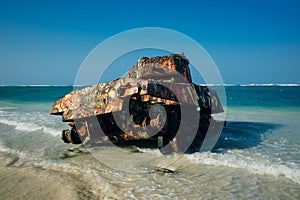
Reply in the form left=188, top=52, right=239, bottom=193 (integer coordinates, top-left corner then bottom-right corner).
left=51, top=54, right=224, bottom=153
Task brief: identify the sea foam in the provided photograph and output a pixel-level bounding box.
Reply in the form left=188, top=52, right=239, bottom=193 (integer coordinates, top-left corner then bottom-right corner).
left=187, top=151, right=300, bottom=184
left=0, top=107, right=62, bottom=136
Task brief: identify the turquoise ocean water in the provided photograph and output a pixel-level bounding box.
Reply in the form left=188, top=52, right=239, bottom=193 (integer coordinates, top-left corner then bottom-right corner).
left=0, top=85, right=299, bottom=199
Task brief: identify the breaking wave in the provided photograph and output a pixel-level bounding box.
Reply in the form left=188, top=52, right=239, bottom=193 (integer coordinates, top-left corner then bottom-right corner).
left=0, top=107, right=62, bottom=136
left=187, top=151, right=300, bottom=184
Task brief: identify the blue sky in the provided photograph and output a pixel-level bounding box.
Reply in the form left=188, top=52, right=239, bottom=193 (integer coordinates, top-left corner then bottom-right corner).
left=0, top=0, right=299, bottom=85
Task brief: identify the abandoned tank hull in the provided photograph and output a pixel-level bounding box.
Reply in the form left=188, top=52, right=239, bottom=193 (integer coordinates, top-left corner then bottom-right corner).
left=51, top=54, right=225, bottom=153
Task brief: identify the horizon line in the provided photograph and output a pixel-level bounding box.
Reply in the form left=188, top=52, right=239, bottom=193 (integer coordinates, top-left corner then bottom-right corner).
left=0, top=83, right=300, bottom=87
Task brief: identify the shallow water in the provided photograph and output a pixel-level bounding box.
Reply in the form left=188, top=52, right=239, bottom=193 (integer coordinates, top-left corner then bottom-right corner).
left=0, top=86, right=299, bottom=199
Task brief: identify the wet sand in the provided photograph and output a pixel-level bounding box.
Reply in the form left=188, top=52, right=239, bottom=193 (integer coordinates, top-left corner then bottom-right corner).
left=0, top=152, right=119, bottom=200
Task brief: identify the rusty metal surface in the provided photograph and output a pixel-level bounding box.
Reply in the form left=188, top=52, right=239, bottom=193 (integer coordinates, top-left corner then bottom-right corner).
left=51, top=54, right=223, bottom=121
left=51, top=54, right=225, bottom=152
left=126, top=54, right=192, bottom=83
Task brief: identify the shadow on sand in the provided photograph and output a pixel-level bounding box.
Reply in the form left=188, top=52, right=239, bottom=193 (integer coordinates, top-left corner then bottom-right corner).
left=212, top=121, right=280, bottom=153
